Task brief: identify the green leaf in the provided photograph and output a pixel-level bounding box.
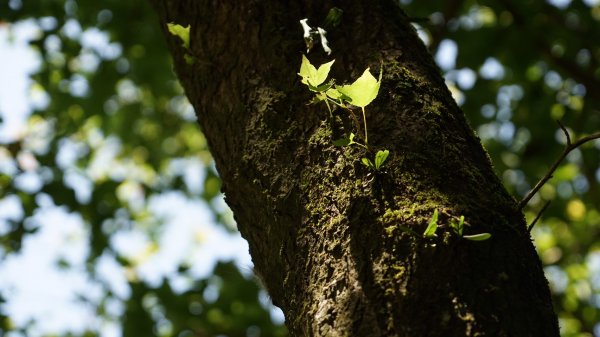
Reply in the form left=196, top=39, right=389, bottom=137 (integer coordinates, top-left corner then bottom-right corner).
left=374, top=149, right=389, bottom=169
left=326, top=88, right=351, bottom=102
left=333, top=133, right=355, bottom=146
left=450, top=215, right=464, bottom=236
left=299, top=55, right=335, bottom=87
left=463, top=233, right=492, bottom=241
left=167, top=23, right=191, bottom=49
left=326, top=88, right=342, bottom=100
left=336, top=66, right=382, bottom=107
left=348, top=132, right=355, bottom=144
left=423, top=210, right=439, bottom=238
left=457, top=216, right=464, bottom=236
left=361, top=157, right=374, bottom=168
left=310, top=79, right=335, bottom=93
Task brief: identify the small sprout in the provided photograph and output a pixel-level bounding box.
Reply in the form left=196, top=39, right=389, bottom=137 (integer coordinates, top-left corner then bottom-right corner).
left=374, top=149, right=389, bottom=170
left=449, top=215, right=464, bottom=236
left=361, top=149, right=389, bottom=171
left=336, top=66, right=382, bottom=144
left=361, top=157, right=375, bottom=169
left=463, top=233, right=492, bottom=241
left=423, top=210, right=439, bottom=238
left=298, top=55, right=389, bottom=173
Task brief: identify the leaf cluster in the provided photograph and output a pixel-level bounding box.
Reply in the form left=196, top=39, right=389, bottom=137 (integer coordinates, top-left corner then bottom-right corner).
left=423, top=210, right=491, bottom=242
left=298, top=55, right=389, bottom=170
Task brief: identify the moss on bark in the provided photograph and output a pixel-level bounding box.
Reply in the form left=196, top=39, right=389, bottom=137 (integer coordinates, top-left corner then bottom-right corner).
left=149, top=0, right=559, bottom=336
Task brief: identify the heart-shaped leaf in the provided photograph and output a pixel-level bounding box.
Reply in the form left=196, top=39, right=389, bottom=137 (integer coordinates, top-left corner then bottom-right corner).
left=375, top=149, right=389, bottom=169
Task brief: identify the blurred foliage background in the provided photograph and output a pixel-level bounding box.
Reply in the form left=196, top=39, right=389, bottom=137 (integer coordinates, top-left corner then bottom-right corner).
left=0, top=0, right=599, bottom=336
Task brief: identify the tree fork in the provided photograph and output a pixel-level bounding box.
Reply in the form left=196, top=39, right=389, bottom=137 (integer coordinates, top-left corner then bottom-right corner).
left=149, top=1, right=559, bottom=335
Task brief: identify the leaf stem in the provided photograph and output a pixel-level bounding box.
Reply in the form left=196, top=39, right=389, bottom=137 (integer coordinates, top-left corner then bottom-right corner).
left=354, top=142, right=368, bottom=150
left=361, top=107, right=368, bottom=146
left=323, top=96, right=333, bottom=118
left=527, top=200, right=551, bottom=232
left=326, top=97, right=345, bottom=109
left=327, top=98, right=362, bottom=138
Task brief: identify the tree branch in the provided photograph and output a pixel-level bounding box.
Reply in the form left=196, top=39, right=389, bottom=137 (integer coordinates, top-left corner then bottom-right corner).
left=518, top=121, right=600, bottom=211
left=527, top=200, right=550, bottom=232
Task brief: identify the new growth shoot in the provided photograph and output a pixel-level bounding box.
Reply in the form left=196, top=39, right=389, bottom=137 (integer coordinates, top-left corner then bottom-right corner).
left=298, top=55, right=389, bottom=170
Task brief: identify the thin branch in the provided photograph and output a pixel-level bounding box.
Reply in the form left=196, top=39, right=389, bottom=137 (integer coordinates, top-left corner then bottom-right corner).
left=527, top=200, right=551, bottom=233
left=556, top=120, right=571, bottom=146
left=518, top=123, right=600, bottom=210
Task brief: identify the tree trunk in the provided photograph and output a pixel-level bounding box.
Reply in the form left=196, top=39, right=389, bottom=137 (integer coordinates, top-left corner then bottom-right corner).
left=148, top=1, right=559, bottom=336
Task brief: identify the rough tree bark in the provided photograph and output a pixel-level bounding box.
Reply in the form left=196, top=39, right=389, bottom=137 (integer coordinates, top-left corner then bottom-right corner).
left=148, top=1, right=559, bottom=336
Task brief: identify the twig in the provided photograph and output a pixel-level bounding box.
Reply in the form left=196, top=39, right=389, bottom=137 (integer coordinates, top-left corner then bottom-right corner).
left=518, top=121, right=600, bottom=210
left=527, top=200, right=551, bottom=232
left=556, top=120, right=571, bottom=146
